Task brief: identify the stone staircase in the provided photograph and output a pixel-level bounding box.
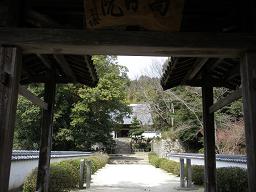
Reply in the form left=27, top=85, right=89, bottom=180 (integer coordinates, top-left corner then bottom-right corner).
left=109, top=153, right=149, bottom=164
left=112, top=138, right=149, bottom=164
left=114, top=137, right=132, bottom=154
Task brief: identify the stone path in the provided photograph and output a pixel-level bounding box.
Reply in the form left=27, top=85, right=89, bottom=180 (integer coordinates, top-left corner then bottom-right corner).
left=75, top=153, right=203, bottom=192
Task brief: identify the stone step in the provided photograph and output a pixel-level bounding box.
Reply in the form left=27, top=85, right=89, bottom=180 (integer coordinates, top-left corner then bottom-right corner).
left=115, top=137, right=132, bottom=154
left=109, top=153, right=149, bottom=165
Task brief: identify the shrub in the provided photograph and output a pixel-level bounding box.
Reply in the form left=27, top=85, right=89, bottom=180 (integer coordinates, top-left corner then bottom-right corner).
left=148, top=152, right=161, bottom=168
left=148, top=153, right=179, bottom=176
left=216, top=167, right=248, bottom=192
left=148, top=153, right=248, bottom=192
left=173, top=163, right=180, bottom=176
left=88, top=154, right=109, bottom=174
left=159, top=158, right=179, bottom=175
left=23, top=164, right=76, bottom=192
left=191, top=165, right=204, bottom=185
left=190, top=165, right=248, bottom=192
left=57, top=161, right=80, bottom=185
left=145, top=144, right=151, bottom=152
left=159, top=158, right=171, bottom=172
left=23, top=154, right=109, bottom=192
left=60, top=159, right=80, bottom=171
left=48, top=163, right=77, bottom=192
left=23, top=169, right=37, bottom=192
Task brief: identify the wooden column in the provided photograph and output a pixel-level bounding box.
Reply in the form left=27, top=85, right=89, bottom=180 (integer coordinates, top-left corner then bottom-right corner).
left=36, top=72, right=56, bottom=192
left=240, top=52, right=256, bottom=192
left=202, top=81, right=216, bottom=192
left=0, top=47, right=22, bottom=192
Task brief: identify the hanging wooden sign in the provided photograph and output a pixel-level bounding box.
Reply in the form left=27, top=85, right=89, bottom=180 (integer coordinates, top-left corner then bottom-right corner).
left=85, top=0, right=184, bottom=32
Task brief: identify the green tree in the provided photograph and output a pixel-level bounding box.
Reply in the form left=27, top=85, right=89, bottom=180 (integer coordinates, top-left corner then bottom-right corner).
left=14, top=84, right=43, bottom=149
left=130, top=118, right=141, bottom=129
left=14, top=55, right=130, bottom=151
left=52, top=84, right=80, bottom=150
left=69, top=55, right=131, bottom=150
left=129, top=118, right=144, bottom=137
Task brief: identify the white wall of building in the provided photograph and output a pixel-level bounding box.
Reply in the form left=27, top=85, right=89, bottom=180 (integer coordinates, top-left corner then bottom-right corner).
left=142, top=131, right=161, bottom=139
left=9, top=156, right=89, bottom=191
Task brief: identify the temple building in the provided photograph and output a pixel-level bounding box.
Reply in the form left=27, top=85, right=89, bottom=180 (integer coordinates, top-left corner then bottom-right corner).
left=113, top=104, right=153, bottom=138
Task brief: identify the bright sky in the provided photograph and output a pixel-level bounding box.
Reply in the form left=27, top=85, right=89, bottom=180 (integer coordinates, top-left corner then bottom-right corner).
left=117, top=56, right=167, bottom=80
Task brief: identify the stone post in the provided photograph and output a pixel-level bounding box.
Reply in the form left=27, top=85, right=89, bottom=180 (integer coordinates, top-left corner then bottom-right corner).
left=79, top=159, right=85, bottom=189
left=85, top=160, right=92, bottom=189
left=187, top=158, right=192, bottom=188
left=180, top=158, right=185, bottom=188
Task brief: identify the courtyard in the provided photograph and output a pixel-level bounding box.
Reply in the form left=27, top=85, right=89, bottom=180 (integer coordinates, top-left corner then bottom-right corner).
left=76, top=153, right=203, bottom=192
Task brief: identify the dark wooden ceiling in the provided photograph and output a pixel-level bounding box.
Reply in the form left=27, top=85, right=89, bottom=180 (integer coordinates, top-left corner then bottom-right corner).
left=160, top=0, right=250, bottom=90
left=161, top=57, right=241, bottom=90
left=180, top=0, right=245, bottom=33
left=0, top=0, right=247, bottom=31
left=21, top=54, right=98, bottom=86
left=0, top=0, right=254, bottom=89
left=0, top=0, right=98, bottom=87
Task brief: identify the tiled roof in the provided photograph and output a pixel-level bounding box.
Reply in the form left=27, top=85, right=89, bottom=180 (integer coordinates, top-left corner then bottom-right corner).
left=123, top=104, right=153, bottom=125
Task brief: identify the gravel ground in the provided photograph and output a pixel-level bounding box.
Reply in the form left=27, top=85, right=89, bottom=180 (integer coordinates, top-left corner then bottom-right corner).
left=76, top=164, right=203, bottom=192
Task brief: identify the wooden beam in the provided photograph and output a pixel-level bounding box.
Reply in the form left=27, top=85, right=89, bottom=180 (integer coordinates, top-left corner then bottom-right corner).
left=183, top=58, right=209, bottom=83
left=225, top=63, right=240, bottom=82
left=19, top=85, right=48, bottom=110
left=240, top=52, right=256, bottom=192
left=54, top=54, right=76, bottom=82
left=209, top=88, right=242, bottom=113
left=208, top=58, right=224, bottom=71
left=1, top=28, right=256, bottom=57
left=186, top=78, right=235, bottom=90
left=0, top=47, right=22, bottom=192
left=162, top=58, right=179, bottom=86
left=84, top=55, right=98, bottom=84
left=202, top=71, right=216, bottom=192
left=20, top=74, right=79, bottom=84
left=26, top=10, right=61, bottom=28
left=36, top=71, right=56, bottom=192
left=36, top=54, right=52, bottom=69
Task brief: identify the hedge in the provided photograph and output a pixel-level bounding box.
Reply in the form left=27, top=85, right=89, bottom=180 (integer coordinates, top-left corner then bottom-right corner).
left=148, top=152, right=161, bottom=168
left=191, top=165, right=204, bottom=185
left=148, top=153, right=248, bottom=192
left=216, top=167, right=248, bottom=192
left=148, top=152, right=179, bottom=175
left=159, top=158, right=180, bottom=176
left=23, top=153, right=109, bottom=192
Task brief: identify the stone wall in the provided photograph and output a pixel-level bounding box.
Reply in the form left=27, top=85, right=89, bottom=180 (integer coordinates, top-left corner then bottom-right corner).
left=151, top=139, right=184, bottom=157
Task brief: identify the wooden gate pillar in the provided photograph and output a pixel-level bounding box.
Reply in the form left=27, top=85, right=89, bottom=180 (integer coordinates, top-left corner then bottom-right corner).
left=36, top=72, right=56, bottom=192
left=202, top=74, right=216, bottom=192
left=240, top=52, right=256, bottom=192
left=0, top=47, right=22, bottom=192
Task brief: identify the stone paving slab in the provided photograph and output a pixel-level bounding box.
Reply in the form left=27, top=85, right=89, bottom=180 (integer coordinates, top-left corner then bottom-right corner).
left=75, top=164, right=204, bottom=192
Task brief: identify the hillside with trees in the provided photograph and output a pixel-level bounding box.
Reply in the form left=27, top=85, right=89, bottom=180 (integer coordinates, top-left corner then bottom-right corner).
left=126, top=65, right=245, bottom=154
